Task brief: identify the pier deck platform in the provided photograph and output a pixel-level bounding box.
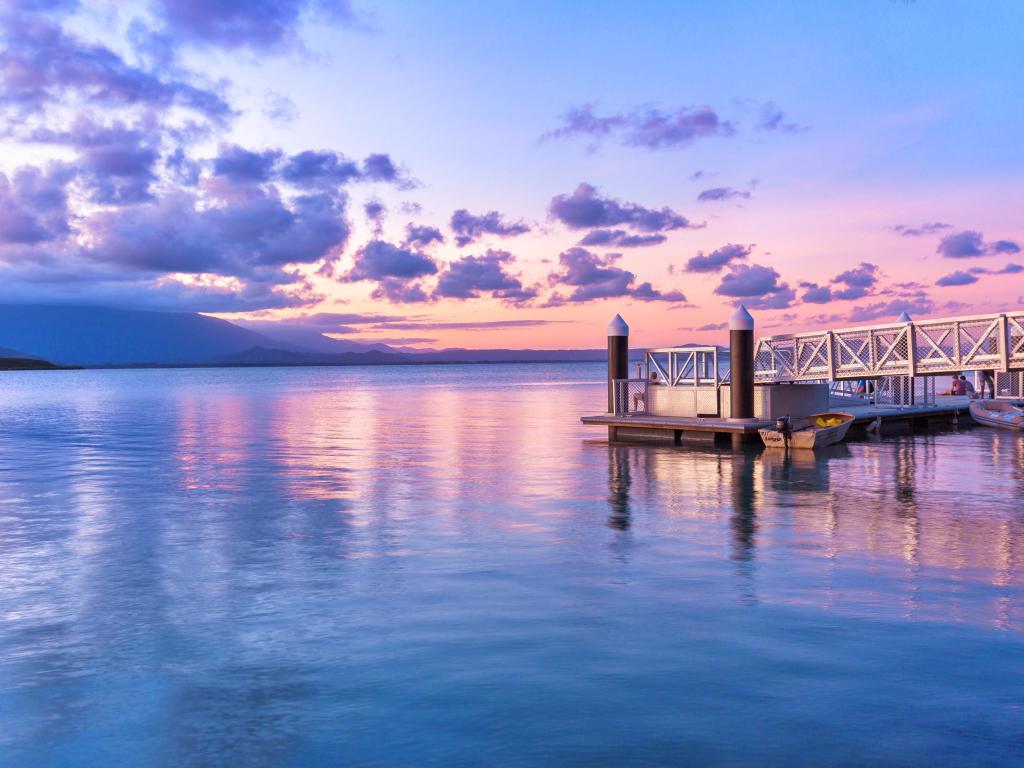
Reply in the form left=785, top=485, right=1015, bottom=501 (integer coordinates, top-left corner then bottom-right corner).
left=582, top=396, right=975, bottom=443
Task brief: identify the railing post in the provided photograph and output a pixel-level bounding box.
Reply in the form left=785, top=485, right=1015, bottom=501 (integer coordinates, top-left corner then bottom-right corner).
left=901, top=312, right=916, bottom=404
left=826, top=331, right=835, bottom=381
left=999, top=314, right=1009, bottom=372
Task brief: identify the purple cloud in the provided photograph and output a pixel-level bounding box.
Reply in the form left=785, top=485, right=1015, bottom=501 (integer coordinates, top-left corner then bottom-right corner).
left=86, top=184, right=349, bottom=276
left=280, top=150, right=361, bottom=187
left=697, top=186, right=750, bottom=202
left=937, top=230, right=985, bottom=258
left=31, top=117, right=162, bottom=204
left=957, top=263, right=1023, bottom=283
left=152, top=0, right=360, bottom=52
left=0, top=163, right=74, bottom=244
left=715, top=264, right=781, bottom=296
left=799, top=283, right=833, bottom=304
left=0, top=8, right=431, bottom=314
left=290, top=312, right=406, bottom=327
left=936, top=230, right=1021, bottom=258
left=0, top=264, right=320, bottom=312
left=989, top=239, right=1021, bottom=255
left=547, top=247, right=684, bottom=303
left=362, top=153, right=406, bottom=185
left=832, top=262, right=879, bottom=300
left=715, top=263, right=794, bottom=309
left=578, top=230, right=666, bottom=248
left=371, top=278, right=430, bottom=304
left=0, top=14, right=231, bottom=120
left=684, top=243, right=751, bottom=273
left=935, top=271, right=978, bottom=287
left=756, top=102, right=805, bottom=133
left=346, top=240, right=437, bottom=281
left=213, top=144, right=282, bottom=183
left=275, top=150, right=413, bottom=190
left=373, top=319, right=563, bottom=331
left=450, top=209, right=530, bottom=247
left=263, top=90, right=298, bottom=124
left=434, top=249, right=536, bottom=302
left=798, top=262, right=879, bottom=303
left=364, top=199, right=386, bottom=236
left=744, top=286, right=797, bottom=310
left=848, top=297, right=934, bottom=323
left=403, top=224, right=445, bottom=250
left=543, top=103, right=735, bottom=150
left=549, top=248, right=633, bottom=301
left=549, top=183, right=695, bottom=232
left=630, top=282, right=687, bottom=303
left=891, top=222, right=951, bottom=237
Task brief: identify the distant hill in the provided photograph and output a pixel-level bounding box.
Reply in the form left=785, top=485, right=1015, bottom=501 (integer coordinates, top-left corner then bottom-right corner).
left=0, top=305, right=278, bottom=366
left=208, top=346, right=616, bottom=367
left=0, top=304, right=645, bottom=368
left=210, top=346, right=412, bottom=366
left=236, top=322, right=399, bottom=355
left=0, top=357, right=64, bottom=370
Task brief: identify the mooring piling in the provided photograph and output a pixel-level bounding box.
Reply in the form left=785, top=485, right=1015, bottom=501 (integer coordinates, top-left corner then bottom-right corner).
left=607, top=314, right=629, bottom=413
left=729, top=305, right=755, bottom=421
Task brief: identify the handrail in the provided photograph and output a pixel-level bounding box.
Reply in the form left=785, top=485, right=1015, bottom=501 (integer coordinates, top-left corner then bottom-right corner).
left=644, top=346, right=724, bottom=388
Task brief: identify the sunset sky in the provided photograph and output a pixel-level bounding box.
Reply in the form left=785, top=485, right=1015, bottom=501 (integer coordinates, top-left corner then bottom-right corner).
left=1, top=0, right=1022, bottom=349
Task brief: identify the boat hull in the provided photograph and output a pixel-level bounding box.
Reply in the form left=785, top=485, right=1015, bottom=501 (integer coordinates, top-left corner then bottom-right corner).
left=759, top=412, right=855, bottom=450
left=969, top=401, right=1024, bottom=431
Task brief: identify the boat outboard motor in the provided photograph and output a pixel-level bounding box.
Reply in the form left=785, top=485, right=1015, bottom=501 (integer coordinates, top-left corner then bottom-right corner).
left=775, top=415, right=791, bottom=437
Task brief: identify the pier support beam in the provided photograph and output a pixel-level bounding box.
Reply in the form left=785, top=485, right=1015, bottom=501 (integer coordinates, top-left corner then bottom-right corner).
left=608, top=314, right=629, bottom=413
left=729, top=305, right=755, bottom=421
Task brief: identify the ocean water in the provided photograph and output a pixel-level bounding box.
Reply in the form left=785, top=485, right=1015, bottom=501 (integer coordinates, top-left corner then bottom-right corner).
left=0, top=363, right=1021, bottom=767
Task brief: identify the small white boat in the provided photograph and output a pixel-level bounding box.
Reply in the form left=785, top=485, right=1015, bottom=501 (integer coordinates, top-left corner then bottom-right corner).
left=969, top=400, right=1024, bottom=431
left=759, top=412, right=855, bottom=450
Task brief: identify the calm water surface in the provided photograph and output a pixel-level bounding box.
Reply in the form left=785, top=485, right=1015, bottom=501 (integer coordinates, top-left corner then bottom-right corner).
left=0, top=364, right=1022, bottom=766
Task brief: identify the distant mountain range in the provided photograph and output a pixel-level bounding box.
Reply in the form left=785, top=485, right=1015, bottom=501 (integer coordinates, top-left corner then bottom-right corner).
left=0, top=306, right=276, bottom=366
left=0, top=305, right=619, bottom=368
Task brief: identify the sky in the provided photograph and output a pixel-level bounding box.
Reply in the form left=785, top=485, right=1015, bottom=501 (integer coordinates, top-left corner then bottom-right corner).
left=0, top=0, right=1022, bottom=350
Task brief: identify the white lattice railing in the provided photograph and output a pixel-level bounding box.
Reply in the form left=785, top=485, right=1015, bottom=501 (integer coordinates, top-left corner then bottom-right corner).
left=645, top=346, right=722, bottom=387
left=755, top=311, right=1024, bottom=384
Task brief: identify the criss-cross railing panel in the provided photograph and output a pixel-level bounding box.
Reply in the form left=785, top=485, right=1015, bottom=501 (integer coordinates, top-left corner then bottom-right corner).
left=1007, top=313, right=1024, bottom=369
left=753, top=311, right=1023, bottom=383
left=754, top=337, right=796, bottom=383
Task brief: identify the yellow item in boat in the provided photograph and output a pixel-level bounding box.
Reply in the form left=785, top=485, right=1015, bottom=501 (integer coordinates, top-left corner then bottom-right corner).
left=815, top=416, right=843, bottom=428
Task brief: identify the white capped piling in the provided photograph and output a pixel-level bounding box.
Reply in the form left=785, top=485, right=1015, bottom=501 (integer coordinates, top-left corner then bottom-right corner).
left=607, top=314, right=629, bottom=413
left=729, top=305, right=755, bottom=420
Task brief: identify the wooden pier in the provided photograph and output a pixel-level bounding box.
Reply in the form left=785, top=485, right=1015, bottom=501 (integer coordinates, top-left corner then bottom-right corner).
left=586, top=308, right=1022, bottom=447
left=582, top=396, right=975, bottom=445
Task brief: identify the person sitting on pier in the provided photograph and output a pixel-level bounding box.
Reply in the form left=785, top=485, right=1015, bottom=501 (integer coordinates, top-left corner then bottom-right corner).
left=942, top=375, right=967, bottom=396
left=959, top=375, right=976, bottom=397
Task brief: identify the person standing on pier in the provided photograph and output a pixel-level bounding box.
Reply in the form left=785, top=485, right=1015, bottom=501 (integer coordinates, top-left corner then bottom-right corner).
left=979, top=369, right=996, bottom=399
